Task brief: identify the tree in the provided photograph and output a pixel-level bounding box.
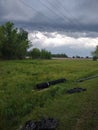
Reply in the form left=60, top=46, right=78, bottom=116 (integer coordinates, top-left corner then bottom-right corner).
left=0, top=22, right=30, bottom=59
left=92, top=45, right=98, bottom=61
left=52, top=53, right=68, bottom=58
left=29, top=48, right=41, bottom=59
left=29, top=48, right=52, bottom=59
left=40, top=49, right=51, bottom=59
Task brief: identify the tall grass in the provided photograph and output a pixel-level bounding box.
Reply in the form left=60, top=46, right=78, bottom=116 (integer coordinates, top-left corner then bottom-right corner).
left=0, top=59, right=98, bottom=130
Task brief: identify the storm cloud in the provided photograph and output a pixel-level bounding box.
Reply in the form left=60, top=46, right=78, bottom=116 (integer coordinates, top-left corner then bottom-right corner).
left=28, top=31, right=97, bottom=56
left=0, top=0, right=98, bottom=56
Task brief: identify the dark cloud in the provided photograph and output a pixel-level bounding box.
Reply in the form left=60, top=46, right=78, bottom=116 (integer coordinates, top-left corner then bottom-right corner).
left=0, top=0, right=98, bottom=56
left=0, top=0, right=98, bottom=34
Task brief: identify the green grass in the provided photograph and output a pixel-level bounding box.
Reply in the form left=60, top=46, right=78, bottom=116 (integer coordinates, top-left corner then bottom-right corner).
left=0, top=59, right=98, bottom=130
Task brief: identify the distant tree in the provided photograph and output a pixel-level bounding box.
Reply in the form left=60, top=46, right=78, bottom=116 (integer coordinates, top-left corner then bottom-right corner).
left=29, top=48, right=41, bottom=59
left=72, top=56, right=75, bottom=58
left=40, top=49, right=51, bottom=59
left=85, top=56, right=89, bottom=59
left=29, top=48, right=51, bottom=59
left=52, top=53, right=68, bottom=58
left=0, top=22, right=30, bottom=59
left=92, top=45, right=98, bottom=61
left=76, top=55, right=80, bottom=58
left=92, top=56, right=97, bottom=61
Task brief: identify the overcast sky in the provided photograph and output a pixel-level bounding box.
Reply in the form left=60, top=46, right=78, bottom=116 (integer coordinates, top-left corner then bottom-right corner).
left=0, top=0, right=98, bottom=56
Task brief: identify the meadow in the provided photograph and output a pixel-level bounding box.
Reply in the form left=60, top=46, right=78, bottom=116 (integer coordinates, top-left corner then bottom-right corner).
left=0, top=59, right=98, bottom=130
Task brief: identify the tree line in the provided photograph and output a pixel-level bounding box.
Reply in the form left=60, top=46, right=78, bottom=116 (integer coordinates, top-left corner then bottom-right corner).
left=28, top=48, right=51, bottom=59
left=0, top=22, right=98, bottom=60
left=52, top=53, right=68, bottom=58
left=0, top=22, right=51, bottom=60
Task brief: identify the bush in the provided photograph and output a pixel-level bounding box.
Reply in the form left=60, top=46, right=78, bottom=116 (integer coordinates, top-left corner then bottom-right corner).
left=93, top=56, right=97, bottom=61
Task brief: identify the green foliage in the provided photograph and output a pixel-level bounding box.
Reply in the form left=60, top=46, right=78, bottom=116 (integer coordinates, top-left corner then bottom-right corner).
left=0, top=22, right=30, bottom=60
left=29, top=48, right=41, bottom=59
left=92, top=45, right=98, bottom=60
left=40, top=49, right=51, bottom=59
left=93, top=56, right=97, bottom=61
left=29, top=48, right=52, bottom=59
left=52, top=53, right=68, bottom=58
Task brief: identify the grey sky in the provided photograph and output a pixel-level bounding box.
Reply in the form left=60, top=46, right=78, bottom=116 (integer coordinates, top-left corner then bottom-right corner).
left=0, top=0, right=98, bottom=56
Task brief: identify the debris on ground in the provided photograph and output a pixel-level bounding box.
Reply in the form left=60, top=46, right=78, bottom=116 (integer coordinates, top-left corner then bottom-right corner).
left=21, top=120, right=37, bottom=130
left=36, top=78, right=66, bottom=90
left=76, top=75, right=98, bottom=82
left=21, top=118, right=58, bottom=130
left=66, top=87, right=86, bottom=94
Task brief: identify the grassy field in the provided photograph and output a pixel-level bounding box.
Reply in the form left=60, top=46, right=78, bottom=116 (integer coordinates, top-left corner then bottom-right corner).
left=0, top=59, right=98, bottom=130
